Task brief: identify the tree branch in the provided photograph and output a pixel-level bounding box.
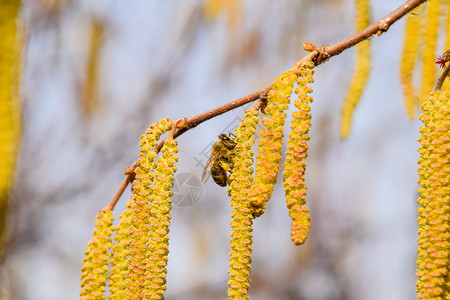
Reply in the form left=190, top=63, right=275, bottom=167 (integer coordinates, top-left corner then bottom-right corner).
left=314, top=0, right=427, bottom=64
left=434, top=64, right=450, bottom=92
left=107, top=0, right=429, bottom=210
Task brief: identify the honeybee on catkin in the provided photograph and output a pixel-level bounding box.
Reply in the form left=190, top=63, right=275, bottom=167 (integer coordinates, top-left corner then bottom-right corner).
left=202, top=133, right=237, bottom=187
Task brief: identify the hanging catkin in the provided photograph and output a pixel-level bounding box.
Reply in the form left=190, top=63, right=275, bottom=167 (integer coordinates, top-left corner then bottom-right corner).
left=419, top=0, right=441, bottom=103
left=416, top=91, right=450, bottom=299
left=339, top=0, right=371, bottom=138
left=80, top=208, right=114, bottom=300
left=227, top=103, right=259, bottom=299
left=248, top=70, right=297, bottom=217
left=399, top=7, right=423, bottom=119
left=0, top=0, right=22, bottom=259
left=283, top=61, right=315, bottom=245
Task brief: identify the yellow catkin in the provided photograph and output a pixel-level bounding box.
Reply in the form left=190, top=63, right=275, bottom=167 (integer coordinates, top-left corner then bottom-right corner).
left=226, top=104, right=259, bottom=299
left=399, top=6, right=423, bottom=119
left=416, top=91, right=450, bottom=299
left=419, top=0, right=441, bottom=103
left=80, top=208, right=114, bottom=300
left=145, top=136, right=178, bottom=299
left=126, top=118, right=173, bottom=299
left=108, top=119, right=175, bottom=299
left=283, top=62, right=315, bottom=246
left=108, top=200, right=134, bottom=300
left=0, top=0, right=22, bottom=260
left=340, top=0, right=371, bottom=139
left=81, top=20, right=104, bottom=117
left=248, top=69, right=297, bottom=217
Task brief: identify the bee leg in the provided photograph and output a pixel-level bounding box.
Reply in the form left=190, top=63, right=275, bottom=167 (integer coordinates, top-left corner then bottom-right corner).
left=220, top=161, right=232, bottom=172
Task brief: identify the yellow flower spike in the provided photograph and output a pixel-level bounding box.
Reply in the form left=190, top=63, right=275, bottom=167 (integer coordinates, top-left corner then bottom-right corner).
left=0, top=0, right=22, bottom=260
left=80, top=208, right=114, bottom=300
left=248, top=70, right=297, bottom=217
left=145, top=135, right=179, bottom=299
left=227, top=103, right=259, bottom=299
left=399, top=6, right=423, bottom=119
left=416, top=91, right=450, bottom=300
left=123, top=118, right=173, bottom=298
left=419, top=0, right=441, bottom=103
left=283, top=62, right=314, bottom=245
left=340, top=0, right=371, bottom=139
left=108, top=200, right=134, bottom=300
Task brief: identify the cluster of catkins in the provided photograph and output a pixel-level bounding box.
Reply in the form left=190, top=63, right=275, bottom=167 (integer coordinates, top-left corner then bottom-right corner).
left=79, top=50, right=450, bottom=300
left=81, top=119, right=179, bottom=299
left=400, top=0, right=449, bottom=119
left=79, top=62, right=316, bottom=299
left=225, top=61, right=315, bottom=299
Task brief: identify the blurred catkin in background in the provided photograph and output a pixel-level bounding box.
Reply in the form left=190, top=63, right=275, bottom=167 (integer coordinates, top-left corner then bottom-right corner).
left=0, top=0, right=22, bottom=264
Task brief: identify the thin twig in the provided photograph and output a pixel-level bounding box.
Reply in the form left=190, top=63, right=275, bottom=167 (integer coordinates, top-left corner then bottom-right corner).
left=434, top=64, right=450, bottom=92
left=107, top=161, right=138, bottom=210
left=314, top=0, right=427, bottom=64
left=108, top=0, right=429, bottom=210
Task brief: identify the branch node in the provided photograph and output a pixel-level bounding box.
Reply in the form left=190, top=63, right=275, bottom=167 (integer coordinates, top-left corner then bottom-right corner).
left=314, top=46, right=331, bottom=64
left=124, top=161, right=138, bottom=175
left=377, top=18, right=390, bottom=33
left=175, top=117, right=190, bottom=130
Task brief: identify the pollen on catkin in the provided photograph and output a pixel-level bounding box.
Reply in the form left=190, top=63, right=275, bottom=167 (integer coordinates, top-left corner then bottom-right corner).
left=248, top=69, right=297, bottom=217
left=340, top=0, right=371, bottom=139
left=283, top=61, right=314, bottom=246
left=226, top=103, right=259, bottom=299
left=80, top=208, right=114, bottom=300
left=419, top=0, right=441, bottom=104
left=399, top=6, right=423, bottom=119
left=416, top=91, right=450, bottom=299
left=108, top=200, right=134, bottom=300
left=126, top=118, right=173, bottom=299
left=145, top=135, right=179, bottom=299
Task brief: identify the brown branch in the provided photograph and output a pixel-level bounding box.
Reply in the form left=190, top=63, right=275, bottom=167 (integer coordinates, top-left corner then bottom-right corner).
left=176, top=50, right=319, bottom=135
left=314, top=0, right=428, bottom=64
left=107, top=161, right=138, bottom=210
left=107, top=0, right=428, bottom=210
left=434, top=64, right=450, bottom=92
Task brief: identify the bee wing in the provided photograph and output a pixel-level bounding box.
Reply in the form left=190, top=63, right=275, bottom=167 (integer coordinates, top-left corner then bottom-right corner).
left=201, top=151, right=221, bottom=184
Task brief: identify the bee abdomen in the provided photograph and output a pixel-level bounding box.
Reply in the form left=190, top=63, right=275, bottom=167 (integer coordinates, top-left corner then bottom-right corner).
left=211, top=164, right=227, bottom=187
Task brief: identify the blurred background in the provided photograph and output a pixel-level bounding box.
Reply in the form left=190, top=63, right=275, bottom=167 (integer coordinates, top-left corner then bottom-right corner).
left=1, top=0, right=423, bottom=299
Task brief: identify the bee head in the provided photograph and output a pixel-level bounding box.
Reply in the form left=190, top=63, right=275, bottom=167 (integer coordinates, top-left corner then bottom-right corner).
left=219, top=133, right=230, bottom=141
left=218, top=133, right=237, bottom=149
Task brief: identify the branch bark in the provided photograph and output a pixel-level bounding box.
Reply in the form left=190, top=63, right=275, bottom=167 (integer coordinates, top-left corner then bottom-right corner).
left=434, top=64, right=450, bottom=92
left=108, top=0, right=429, bottom=210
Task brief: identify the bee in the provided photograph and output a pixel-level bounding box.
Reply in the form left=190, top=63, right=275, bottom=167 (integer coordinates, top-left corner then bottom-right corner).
left=202, top=133, right=237, bottom=187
